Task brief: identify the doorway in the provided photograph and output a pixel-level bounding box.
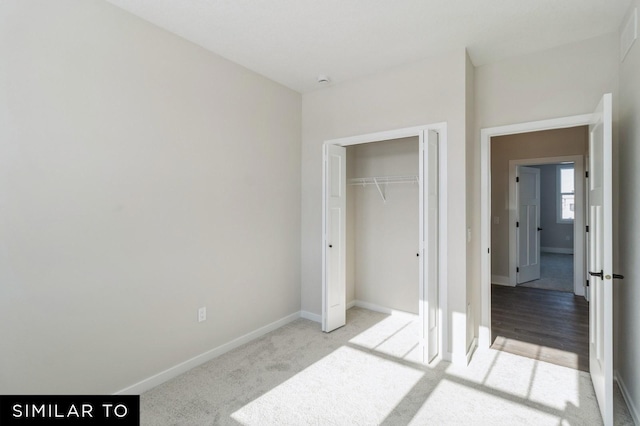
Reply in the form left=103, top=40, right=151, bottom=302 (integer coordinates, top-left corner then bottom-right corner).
left=508, top=156, right=586, bottom=296
left=321, top=123, right=448, bottom=365
left=515, top=162, right=577, bottom=293
left=479, top=115, right=594, bottom=350
left=480, top=93, right=616, bottom=423
left=488, top=132, right=588, bottom=371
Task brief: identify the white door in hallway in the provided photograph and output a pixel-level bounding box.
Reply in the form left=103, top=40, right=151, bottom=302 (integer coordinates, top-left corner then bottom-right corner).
left=322, top=144, right=347, bottom=332
left=517, top=166, right=541, bottom=284
left=588, top=93, right=614, bottom=426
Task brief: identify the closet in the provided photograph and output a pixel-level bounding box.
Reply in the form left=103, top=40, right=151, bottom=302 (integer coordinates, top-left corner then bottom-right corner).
left=322, top=125, right=442, bottom=365
left=346, top=137, right=420, bottom=315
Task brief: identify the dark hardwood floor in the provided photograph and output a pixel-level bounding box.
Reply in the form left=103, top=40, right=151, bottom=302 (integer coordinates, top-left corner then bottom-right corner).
left=491, top=284, right=589, bottom=371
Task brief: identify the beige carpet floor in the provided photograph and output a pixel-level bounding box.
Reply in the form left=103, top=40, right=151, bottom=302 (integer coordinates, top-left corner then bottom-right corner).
left=141, top=307, right=634, bottom=425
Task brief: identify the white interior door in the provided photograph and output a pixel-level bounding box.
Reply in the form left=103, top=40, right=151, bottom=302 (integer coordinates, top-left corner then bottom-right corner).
left=323, top=144, right=347, bottom=332
left=420, top=130, right=439, bottom=363
left=588, top=93, right=614, bottom=425
left=517, top=166, right=541, bottom=284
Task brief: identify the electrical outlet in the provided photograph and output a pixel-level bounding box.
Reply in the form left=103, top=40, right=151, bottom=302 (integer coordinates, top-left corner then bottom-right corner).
left=198, top=307, right=206, bottom=322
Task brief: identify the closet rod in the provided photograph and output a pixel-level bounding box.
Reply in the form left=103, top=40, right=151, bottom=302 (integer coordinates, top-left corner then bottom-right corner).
left=347, top=175, right=418, bottom=186
left=348, top=175, right=418, bottom=203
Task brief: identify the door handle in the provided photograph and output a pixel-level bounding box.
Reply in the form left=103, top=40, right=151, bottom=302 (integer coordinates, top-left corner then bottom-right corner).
left=328, top=244, right=332, bottom=248
left=589, top=270, right=603, bottom=279
left=537, top=227, right=543, bottom=231
left=589, top=271, right=624, bottom=280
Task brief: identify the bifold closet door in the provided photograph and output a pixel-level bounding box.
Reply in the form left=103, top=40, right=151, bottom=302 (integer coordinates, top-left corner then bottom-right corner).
left=420, top=130, right=439, bottom=363
left=323, top=144, right=346, bottom=332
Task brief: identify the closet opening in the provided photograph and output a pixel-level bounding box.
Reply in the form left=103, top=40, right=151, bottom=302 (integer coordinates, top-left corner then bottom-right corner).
left=321, top=124, right=447, bottom=365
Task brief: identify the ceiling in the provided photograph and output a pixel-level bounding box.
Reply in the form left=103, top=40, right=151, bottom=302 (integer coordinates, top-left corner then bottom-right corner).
left=105, top=0, right=632, bottom=93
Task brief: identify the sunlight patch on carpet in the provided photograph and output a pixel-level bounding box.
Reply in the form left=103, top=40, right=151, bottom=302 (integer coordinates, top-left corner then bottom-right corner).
left=408, top=379, right=562, bottom=425
left=348, top=313, right=422, bottom=363
left=231, top=345, right=424, bottom=425
left=441, top=348, right=592, bottom=419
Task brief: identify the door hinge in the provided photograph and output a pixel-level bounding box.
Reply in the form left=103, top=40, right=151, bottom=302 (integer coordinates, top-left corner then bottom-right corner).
left=488, top=248, right=490, bottom=254
left=586, top=280, right=589, bottom=287
left=516, top=176, right=520, bottom=183
left=516, top=221, right=520, bottom=228
left=585, top=171, right=589, bottom=178
left=586, top=225, right=589, bottom=233
left=516, top=267, right=520, bottom=273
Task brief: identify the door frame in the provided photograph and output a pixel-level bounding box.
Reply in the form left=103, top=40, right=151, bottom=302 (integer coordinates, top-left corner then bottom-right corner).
left=322, top=123, right=448, bottom=364
left=509, top=156, right=585, bottom=296
left=479, top=113, right=593, bottom=348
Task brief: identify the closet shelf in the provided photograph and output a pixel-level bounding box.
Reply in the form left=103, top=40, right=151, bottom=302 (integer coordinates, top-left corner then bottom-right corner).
left=348, top=175, right=418, bottom=186
left=348, top=175, right=418, bottom=203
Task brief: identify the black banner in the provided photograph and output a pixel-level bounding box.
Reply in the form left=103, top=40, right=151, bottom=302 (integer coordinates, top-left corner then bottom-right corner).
left=0, top=396, right=139, bottom=425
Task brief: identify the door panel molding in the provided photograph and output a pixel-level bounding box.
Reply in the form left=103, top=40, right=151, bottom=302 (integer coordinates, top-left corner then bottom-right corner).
left=516, top=166, right=541, bottom=284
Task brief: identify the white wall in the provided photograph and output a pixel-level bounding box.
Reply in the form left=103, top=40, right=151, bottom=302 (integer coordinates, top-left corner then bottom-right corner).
left=0, top=0, right=301, bottom=394
left=475, top=34, right=619, bottom=129
left=302, top=49, right=471, bottom=360
left=617, top=1, right=640, bottom=421
left=473, top=33, right=619, bottom=338
left=347, top=138, right=419, bottom=314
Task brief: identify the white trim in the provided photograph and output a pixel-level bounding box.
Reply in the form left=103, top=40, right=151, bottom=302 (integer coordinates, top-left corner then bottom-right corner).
left=325, top=125, right=436, bottom=147
left=323, top=122, right=448, bottom=365
left=113, top=311, right=301, bottom=395
left=615, top=370, right=640, bottom=425
left=346, top=300, right=357, bottom=310
left=541, top=247, right=574, bottom=254
left=353, top=300, right=418, bottom=319
left=480, top=113, right=594, bottom=349
left=491, top=275, right=511, bottom=286
left=300, top=310, right=322, bottom=323
left=508, top=156, right=584, bottom=294
left=438, top=125, right=449, bottom=365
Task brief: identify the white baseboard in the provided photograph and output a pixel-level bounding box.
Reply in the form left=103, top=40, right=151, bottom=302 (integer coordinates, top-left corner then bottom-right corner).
left=300, top=310, right=322, bottom=323
left=541, top=247, right=574, bottom=254
left=114, top=311, right=301, bottom=395
left=491, top=275, right=511, bottom=286
left=353, top=300, right=418, bottom=319
left=301, top=301, right=374, bottom=323
left=615, top=370, right=640, bottom=425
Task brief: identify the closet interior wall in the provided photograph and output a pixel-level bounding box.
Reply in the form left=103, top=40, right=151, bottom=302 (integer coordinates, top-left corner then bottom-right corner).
left=346, top=137, right=420, bottom=314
